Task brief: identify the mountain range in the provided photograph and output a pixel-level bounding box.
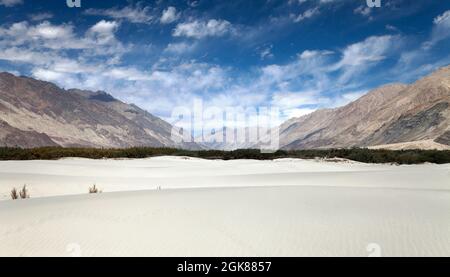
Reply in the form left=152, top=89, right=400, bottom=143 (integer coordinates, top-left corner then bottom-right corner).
left=0, top=65, right=449, bottom=150
left=0, top=72, right=197, bottom=149
left=279, top=65, right=449, bottom=150
left=198, top=65, right=449, bottom=150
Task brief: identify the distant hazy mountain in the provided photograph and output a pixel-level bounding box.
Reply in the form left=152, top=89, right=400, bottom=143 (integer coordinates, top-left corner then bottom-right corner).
left=279, top=65, right=450, bottom=150
left=0, top=72, right=198, bottom=149
left=197, top=127, right=259, bottom=151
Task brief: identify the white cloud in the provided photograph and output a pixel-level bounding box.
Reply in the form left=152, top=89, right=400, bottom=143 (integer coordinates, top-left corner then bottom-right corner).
left=385, top=24, right=398, bottom=32
left=286, top=108, right=316, bottom=119
left=105, top=67, right=151, bottom=81
left=29, top=12, right=54, bottom=21
left=29, top=21, right=74, bottom=40
left=32, top=68, right=68, bottom=82
left=84, top=4, right=154, bottom=24
left=246, top=35, right=402, bottom=117
left=0, top=47, right=49, bottom=65
left=298, top=50, right=333, bottom=59
left=291, top=7, right=320, bottom=22
left=354, top=5, right=371, bottom=17
left=270, top=90, right=326, bottom=121
left=0, top=0, right=22, bottom=7
left=0, top=20, right=126, bottom=55
left=164, top=42, right=196, bottom=54
left=259, top=45, right=273, bottom=60
left=259, top=48, right=333, bottom=91
left=0, top=19, right=130, bottom=93
left=333, top=35, right=396, bottom=84
left=423, top=10, right=450, bottom=49
left=434, top=10, right=450, bottom=26
left=188, top=1, right=200, bottom=8
left=330, top=90, right=367, bottom=107
left=87, top=20, right=120, bottom=45
left=173, top=19, right=232, bottom=39
left=89, top=20, right=119, bottom=34
left=160, top=7, right=180, bottom=24
left=389, top=12, right=450, bottom=82
left=271, top=90, right=323, bottom=108
left=336, top=35, right=394, bottom=67
left=0, top=21, right=80, bottom=49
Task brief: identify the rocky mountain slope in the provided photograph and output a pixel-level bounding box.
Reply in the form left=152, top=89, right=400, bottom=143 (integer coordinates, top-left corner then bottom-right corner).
left=0, top=72, right=196, bottom=149
left=280, top=65, right=450, bottom=150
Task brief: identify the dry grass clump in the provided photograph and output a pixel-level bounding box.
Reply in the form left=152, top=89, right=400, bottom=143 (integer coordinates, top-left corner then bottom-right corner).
left=10, top=187, right=19, bottom=200
left=19, top=185, right=30, bottom=199
left=89, top=184, right=102, bottom=194
left=10, top=185, right=30, bottom=200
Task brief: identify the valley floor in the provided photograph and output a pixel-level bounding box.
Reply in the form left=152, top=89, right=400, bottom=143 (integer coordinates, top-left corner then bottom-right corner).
left=369, top=139, right=450, bottom=150
left=0, top=157, right=449, bottom=256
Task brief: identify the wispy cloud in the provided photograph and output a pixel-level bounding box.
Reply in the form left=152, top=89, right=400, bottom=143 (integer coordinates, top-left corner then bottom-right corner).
left=422, top=10, right=450, bottom=49
left=332, top=35, right=398, bottom=84
left=259, top=44, right=274, bottom=60
left=0, top=19, right=128, bottom=89
left=291, top=7, right=320, bottom=22
left=354, top=5, right=372, bottom=17
left=160, top=6, right=180, bottom=24
left=173, top=19, right=233, bottom=39
left=298, top=50, right=333, bottom=59
left=164, top=42, right=197, bottom=54
left=0, top=0, right=22, bottom=7
left=84, top=3, right=154, bottom=24
left=0, top=20, right=126, bottom=53
left=28, top=12, right=53, bottom=22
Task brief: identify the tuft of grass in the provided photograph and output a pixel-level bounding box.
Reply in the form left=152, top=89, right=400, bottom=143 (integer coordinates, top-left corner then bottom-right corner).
left=10, top=187, right=19, bottom=200
left=10, top=185, right=30, bottom=200
left=89, top=184, right=102, bottom=194
left=19, top=185, right=30, bottom=199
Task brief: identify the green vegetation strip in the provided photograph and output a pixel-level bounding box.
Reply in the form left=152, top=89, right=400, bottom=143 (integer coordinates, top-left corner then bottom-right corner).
left=0, top=147, right=449, bottom=164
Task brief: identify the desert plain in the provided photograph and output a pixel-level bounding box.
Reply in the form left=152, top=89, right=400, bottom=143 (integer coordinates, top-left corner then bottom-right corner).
left=0, top=156, right=449, bottom=256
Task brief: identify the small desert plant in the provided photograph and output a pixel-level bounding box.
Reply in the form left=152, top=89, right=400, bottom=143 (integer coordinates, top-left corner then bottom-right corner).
left=10, top=187, right=19, bottom=200
left=89, top=184, right=102, bottom=194
left=19, top=185, right=30, bottom=199
left=10, top=185, right=30, bottom=200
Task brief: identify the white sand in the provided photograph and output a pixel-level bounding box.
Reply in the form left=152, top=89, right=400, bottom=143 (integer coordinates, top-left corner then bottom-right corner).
left=0, top=156, right=449, bottom=256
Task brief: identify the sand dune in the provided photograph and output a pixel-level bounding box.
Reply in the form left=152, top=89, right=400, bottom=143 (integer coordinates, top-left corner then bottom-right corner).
left=1, top=157, right=448, bottom=200
left=0, top=157, right=449, bottom=256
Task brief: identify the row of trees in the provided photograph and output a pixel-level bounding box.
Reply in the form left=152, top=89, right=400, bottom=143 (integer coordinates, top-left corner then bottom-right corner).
left=0, top=147, right=449, bottom=164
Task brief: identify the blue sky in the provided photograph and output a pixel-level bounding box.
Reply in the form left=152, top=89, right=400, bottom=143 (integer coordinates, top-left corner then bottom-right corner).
left=0, top=0, right=449, bottom=124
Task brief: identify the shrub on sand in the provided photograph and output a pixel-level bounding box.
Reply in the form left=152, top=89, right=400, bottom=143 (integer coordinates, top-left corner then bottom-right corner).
left=89, top=184, right=102, bottom=194
left=10, top=185, right=30, bottom=200
left=10, top=187, right=19, bottom=200
left=19, top=185, right=30, bottom=199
